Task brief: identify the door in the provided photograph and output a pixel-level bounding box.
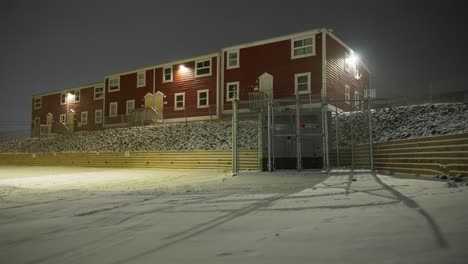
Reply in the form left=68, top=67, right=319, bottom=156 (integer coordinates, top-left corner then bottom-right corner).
left=154, top=92, right=164, bottom=121
left=67, top=112, right=75, bottom=132
left=259, top=73, right=274, bottom=100
left=46, top=113, right=53, bottom=134
left=144, top=93, right=154, bottom=108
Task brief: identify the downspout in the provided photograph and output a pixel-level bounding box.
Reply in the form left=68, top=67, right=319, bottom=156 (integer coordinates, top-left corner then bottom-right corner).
left=216, top=54, right=220, bottom=119
left=102, top=80, right=106, bottom=127
left=220, top=50, right=225, bottom=115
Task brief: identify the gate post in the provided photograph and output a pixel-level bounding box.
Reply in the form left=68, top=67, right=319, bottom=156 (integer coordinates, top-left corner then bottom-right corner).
left=322, top=98, right=330, bottom=173
left=267, top=101, right=273, bottom=172
left=367, top=97, right=375, bottom=171
left=296, top=96, right=302, bottom=171
left=232, top=100, right=238, bottom=174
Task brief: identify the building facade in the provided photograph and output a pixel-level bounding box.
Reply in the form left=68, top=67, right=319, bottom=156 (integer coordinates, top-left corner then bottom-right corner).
left=31, top=28, right=371, bottom=136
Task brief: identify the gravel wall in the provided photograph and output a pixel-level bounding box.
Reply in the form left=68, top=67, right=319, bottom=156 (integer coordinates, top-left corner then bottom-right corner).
left=0, top=121, right=258, bottom=153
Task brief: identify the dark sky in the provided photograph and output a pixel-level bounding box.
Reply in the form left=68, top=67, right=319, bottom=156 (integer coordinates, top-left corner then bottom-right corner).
left=1, top=0, right=467, bottom=133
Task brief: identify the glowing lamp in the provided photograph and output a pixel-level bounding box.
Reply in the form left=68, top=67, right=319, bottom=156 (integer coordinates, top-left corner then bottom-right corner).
left=179, top=64, right=189, bottom=73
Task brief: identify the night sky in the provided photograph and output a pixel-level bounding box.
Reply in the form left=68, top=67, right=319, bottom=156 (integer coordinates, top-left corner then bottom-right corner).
left=1, top=0, right=467, bottom=133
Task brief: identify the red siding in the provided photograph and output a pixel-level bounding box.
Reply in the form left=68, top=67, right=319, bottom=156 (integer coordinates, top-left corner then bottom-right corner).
left=223, top=33, right=323, bottom=110
left=326, top=34, right=370, bottom=110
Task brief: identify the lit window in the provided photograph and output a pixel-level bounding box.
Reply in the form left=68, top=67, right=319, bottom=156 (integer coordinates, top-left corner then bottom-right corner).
left=126, top=100, right=135, bottom=115
left=226, top=82, right=239, bottom=101
left=197, top=89, right=209, bottom=108
left=60, top=114, right=66, bottom=123
left=94, top=86, right=104, bottom=100
left=295, top=72, right=311, bottom=94
left=108, top=77, right=120, bottom=92
left=163, top=66, right=173, bottom=82
left=95, top=110, right=102, bottom=124
left=345, top=85, right=350, bottom=104
left=137, top=71, right=146, bottom=87
left=60, top=93, right=67, bottom=104
left=81, top=111, right=88, bottom=125
left=110, top=102, right=118, bottom=117
left=227, top=50, right=239, bottom=69
left=195, top=59, right=211, bottom=77
left=174, top=92, right=185, bottom=110
left=291, top=36, right=315, bottom=59
left=33, top=97, right=42, bottom=109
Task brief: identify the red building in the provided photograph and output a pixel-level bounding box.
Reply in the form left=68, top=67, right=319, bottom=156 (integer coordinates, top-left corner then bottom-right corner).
left=31, top=28, right=370, bottom=136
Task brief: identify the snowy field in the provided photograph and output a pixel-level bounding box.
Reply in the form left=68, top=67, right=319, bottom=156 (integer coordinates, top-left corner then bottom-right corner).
left=0, top=166, right=467, bottom=264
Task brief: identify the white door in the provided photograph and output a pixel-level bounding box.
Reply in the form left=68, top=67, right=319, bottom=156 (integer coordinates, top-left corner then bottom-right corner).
left=259, top=72, right=274, bottom=100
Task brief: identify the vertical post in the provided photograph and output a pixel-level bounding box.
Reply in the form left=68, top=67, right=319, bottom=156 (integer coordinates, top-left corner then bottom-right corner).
left=267, top=101, right=272, bottom=172
left=350, top=104, right=355, bottom=171
left=271, top=102, right=276, bottom=170
left=296, top=96, right=302, bottom=171
left=257, top=111, right=262, bottom=171
left=335, top=107, right=340, bottom=168
left=367, top=97, right=374, bottom=171
left=322, top=99, right=330, bottom=172
left=232, top=100, right=238, bottom=174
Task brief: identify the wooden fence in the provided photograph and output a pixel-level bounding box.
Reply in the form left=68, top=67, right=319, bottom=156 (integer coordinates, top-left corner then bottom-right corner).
left=356, top=133, right=468, bottom=176
left=0, top=150, right=260, bottom=171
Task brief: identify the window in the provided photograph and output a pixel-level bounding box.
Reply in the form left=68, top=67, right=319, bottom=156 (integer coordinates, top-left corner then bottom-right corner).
left=126, top=100, right=135, bottom=115
left=295, top=72, right=311, bottom=94
left=60, top=93, right=67, bottom=105
left=33, top=97, right=42, bottom=109
left=195, top=59, right=211, bottom=77
left=344, top=53, right=351, bottom=73
left=110, top=102, right=118, bottom=117
left=354, top=91, right=360, bottom=107
left=74, top=90, right=80, bottom=102
left=137, top=71, right=146, bottom=87
left=94, top=86, right=104, bottom=100
left=108, top=77, right=120, bottom=92
left=197, top=89, right=209, bottom=108
left=163, top=66, right=173, bottom=82
left=291, top=36, right=315, bottom=59
left=60, top=114, right=66, bottom=123
left=345, top=85, right=350, bottom=104
left=354, top=64, right=362, bottom=80
left=81, top=111, right=88, bottom=125
left=34, top=117, right=40, bottom=125
left=226, top=82, right=239, bottom=101
left=174, top=92, right=185, bottom=110
left=227, top=50, right=239, bottom=69
left=95, top=109, right=102, bottom=124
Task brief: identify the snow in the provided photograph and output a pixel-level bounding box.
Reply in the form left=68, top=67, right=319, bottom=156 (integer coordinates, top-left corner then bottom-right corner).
left=1, top=166, right=467, bottom=263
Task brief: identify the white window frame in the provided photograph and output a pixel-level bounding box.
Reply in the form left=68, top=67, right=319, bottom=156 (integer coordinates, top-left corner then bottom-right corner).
left=197, top=89, right=209, bottom=108
left=59, top=114, right=66, bottom=123
left=226, top=50, right=239, bottom=69
left=60, top=93, right=67, bottom=105
left=291, top=35, right=316, bottom=59
left=126, top=99, right=135, bottom=115
left=95, top=109, right=103, bottom=124
left=81, top=111, right=88, bottom=125
left=137, top=71, right=146, bottom=87
left=354, top=91, right=360, bottom=107
left=345, top=85, right=350, bottom=104
left=226, top=81, right=239, bottom=102
left=94, top=86, right=104, bottom=100
left=108, top=77, right=120, bottom=92
left=294, top=72, right=311, bottom=95
left=109, top=102, right=118, bottom=117
left=163, top=66, right=173, bottom=83
left=33, top=97, right=42, bottom=109
left=344, top=52, right=351, bottom=73
left=74, top=90, right=80, bottom=103
left=195, top=58, right=212, bottom=77
left=174, top=92, right=185, bottom=111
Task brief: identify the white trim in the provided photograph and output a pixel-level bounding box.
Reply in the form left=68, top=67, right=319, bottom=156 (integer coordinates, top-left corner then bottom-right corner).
left=109, top=102, right=118, bottom=117
left=222, top=28, right=322, bottom=51
left=126, top=99, right=135, bottom=115
left=354, top=90, right=360, bottom=108
left=32, top=82, right=103, bottom=97
left=137, top=70, right=146, bottom=88
left=226, top=49, right=239, bottom=69
left=60, top=93, right=67, bottom=105
left=163, top=66, right=173, bottom=83
left=94, top=85, right=104, bottom=100
left=291, top=35, right=316, bottom=59
left=294, top=72, right=311, bottom=95
left=74, top=90, right=80, bottom=103
left=174, top=92, right=185, bottom=111
left=195, top=58, right=212, bottom=77
left=216, top=54, right=220, bottom=118
left=80, top=111, right=88, bottom=125
left=344, top=52, right=351, bottom=73
left=33, top=97, right=42, bottom=109
left=226, top=81, right=239, bottom=101
left=321, top=29, right=327, bottom=99
left=220, top=52, right=225, bottom=112
left=108, top=77, right=120, bottom=92
left=327, top=32, right=371, bottom=73
left=345, top=85, right=350, bottom=104
left=197, top=89, right=209, bottom=108
left=59, top=114, right=66, bottom=123
left=95, top=109, right=103, bottom=124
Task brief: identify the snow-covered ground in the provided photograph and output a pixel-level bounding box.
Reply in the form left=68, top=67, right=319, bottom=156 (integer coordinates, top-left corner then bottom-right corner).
left=1, top=166, right=467, bottom=263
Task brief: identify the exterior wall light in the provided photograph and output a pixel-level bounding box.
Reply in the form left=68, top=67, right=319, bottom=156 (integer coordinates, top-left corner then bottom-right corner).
left=179, top=64, right=189, bottom=73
